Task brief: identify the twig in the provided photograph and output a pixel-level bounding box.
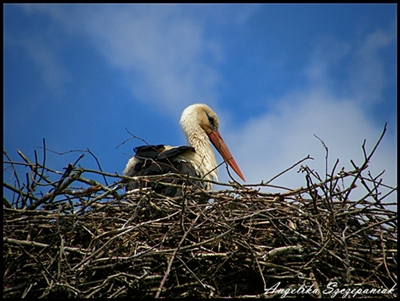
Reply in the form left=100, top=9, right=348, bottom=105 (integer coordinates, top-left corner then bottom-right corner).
left=155, top=212, right=202, bottom=298
left=266, top=154, right=313, bottom=185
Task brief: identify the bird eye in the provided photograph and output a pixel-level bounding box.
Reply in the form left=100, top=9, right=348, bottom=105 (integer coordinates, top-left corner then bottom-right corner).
left=207, top=114, right=215, bottom=126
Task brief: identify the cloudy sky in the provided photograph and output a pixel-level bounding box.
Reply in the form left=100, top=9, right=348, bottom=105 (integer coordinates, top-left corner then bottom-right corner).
left=3, top=4, right=397, bottom=204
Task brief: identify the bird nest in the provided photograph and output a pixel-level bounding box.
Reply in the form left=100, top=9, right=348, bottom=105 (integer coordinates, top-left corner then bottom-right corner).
left=3, top=128, right=397, bottom=298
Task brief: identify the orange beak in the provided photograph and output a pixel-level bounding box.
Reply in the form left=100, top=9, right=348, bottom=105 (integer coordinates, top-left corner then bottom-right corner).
left=208, top=130, right=246, bottom=182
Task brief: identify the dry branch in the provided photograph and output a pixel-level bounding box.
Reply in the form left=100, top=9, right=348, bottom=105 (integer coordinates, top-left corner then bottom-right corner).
left=3, top=130, right=397, bottom=298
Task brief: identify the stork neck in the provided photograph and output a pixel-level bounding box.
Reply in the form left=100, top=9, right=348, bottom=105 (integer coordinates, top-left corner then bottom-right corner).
left=185, top=127, right=218, bottom=182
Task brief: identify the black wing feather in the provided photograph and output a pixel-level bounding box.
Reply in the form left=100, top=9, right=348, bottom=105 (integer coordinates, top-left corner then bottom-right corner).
left=134, top=144, right=165, bottom=158
left=125, top=144, right=203, bottom=196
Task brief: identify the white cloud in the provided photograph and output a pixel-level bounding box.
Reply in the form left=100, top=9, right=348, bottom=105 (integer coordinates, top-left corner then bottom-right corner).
left=78, top=5, right=222, bottom=116
left=26, top=38, right=71, bottom=97
left=221, top=87, right=396, bottom=207
left=348, top=26, right=397, bottom=105
left=6, top=5, right=77, bottom=98
left=6, top=32, right=71, bottom=98
left=220, top=26, right=397, bottom=205
left=305, top=24, right=397, bottom=108
left=228, top=89, right=391, bottom=177
left=17, top=5, right=223, bottom=116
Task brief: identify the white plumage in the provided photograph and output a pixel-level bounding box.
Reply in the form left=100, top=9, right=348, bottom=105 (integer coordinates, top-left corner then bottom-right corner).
left=123, top=103, right=245, bottom=195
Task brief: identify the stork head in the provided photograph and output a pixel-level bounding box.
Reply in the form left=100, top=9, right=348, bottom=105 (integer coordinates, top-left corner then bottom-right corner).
left=180, top=103, right=246, bottom=182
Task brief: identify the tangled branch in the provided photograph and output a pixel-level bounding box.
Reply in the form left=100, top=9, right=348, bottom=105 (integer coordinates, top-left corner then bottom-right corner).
left=3, top=125, right=397, bottom=298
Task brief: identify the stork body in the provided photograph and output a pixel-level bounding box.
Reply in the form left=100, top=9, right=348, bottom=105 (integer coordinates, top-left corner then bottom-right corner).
left=123, top=103, right=245, bottom=196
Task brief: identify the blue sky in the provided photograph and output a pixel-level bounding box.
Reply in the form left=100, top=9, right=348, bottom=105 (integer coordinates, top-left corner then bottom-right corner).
left=3, top=4, right=397, bottom=204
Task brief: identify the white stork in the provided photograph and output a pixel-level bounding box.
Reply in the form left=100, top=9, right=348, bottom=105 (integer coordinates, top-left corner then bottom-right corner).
left=123, top=103, right=245, bottom=196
